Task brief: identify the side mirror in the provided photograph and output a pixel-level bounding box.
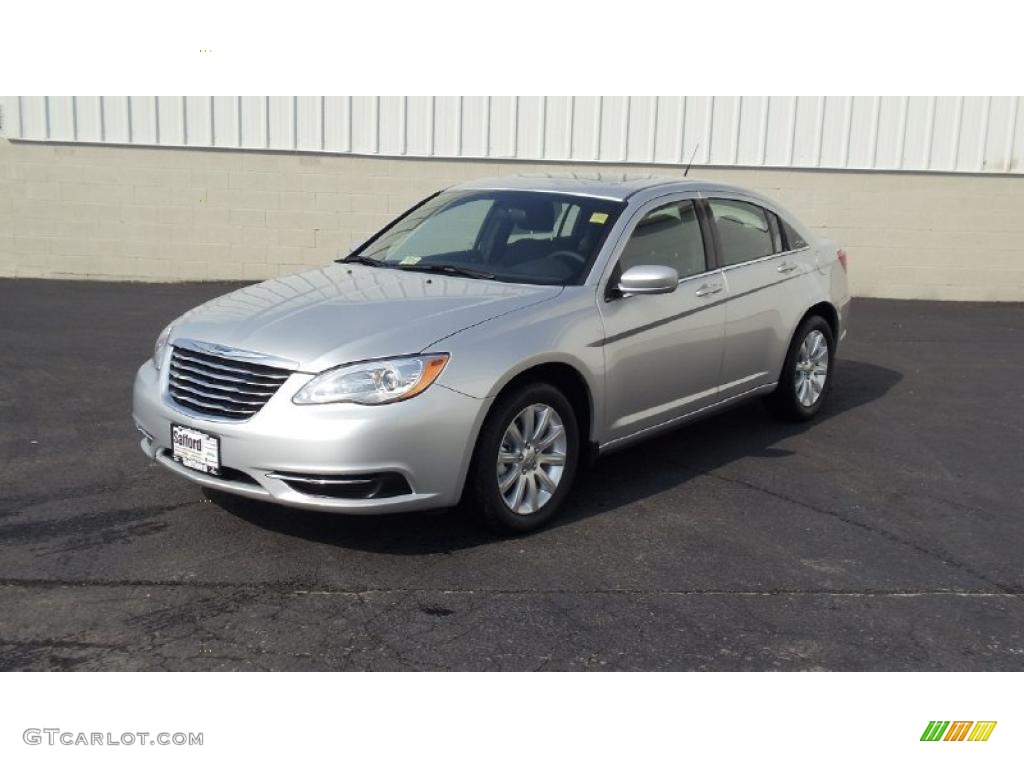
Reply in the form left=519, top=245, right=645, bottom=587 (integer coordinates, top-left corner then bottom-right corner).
left=617, top=265, right=679, bottom=295
left=348, top=239, right=365, bottom=254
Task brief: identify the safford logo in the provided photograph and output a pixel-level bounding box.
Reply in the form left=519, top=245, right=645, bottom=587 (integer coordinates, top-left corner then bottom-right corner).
left=920, top=721, right=997, bottom=742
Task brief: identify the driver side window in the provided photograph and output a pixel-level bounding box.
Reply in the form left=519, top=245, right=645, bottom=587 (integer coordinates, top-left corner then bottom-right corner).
left=619, top=200, right=707, bottom=279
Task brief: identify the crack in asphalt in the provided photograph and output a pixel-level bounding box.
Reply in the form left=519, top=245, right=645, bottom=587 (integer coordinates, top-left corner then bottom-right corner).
left=680, top=463, right=1023, bottom=598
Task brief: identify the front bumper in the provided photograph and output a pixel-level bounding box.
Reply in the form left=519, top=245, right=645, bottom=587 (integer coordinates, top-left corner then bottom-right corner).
left=132, top=360, right=488, bottom=514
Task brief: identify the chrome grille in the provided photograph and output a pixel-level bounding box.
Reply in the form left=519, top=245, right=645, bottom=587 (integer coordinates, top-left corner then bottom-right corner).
left=168, top=346, right=291, bottom=420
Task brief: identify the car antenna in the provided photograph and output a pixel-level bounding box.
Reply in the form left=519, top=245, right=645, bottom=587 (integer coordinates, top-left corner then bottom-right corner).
left=683, top=142, right=700, bottom=177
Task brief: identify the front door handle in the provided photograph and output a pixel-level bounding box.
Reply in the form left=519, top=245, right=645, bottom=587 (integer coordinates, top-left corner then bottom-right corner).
left=695, top=282, right=723, bottom=298
left=777, top=261, right=798, bottom=274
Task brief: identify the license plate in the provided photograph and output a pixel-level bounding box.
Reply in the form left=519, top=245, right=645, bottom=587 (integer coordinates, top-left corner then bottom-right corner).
left=170, top=424, right=221, bottom=476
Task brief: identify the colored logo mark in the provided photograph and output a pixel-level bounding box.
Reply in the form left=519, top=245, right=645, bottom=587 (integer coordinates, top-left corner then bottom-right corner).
left=921, top=721, right=997, bottom=742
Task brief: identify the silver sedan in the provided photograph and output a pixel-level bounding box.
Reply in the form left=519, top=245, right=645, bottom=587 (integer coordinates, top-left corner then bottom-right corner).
left=133, top=176, right=850, bottom=533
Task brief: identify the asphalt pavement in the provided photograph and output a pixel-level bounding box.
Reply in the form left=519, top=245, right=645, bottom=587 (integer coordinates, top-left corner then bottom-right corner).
left=0, top=278, right=1022, bottom=670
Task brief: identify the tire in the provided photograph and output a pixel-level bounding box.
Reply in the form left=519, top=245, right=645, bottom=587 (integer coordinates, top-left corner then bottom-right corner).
left=467, top=382, right=580, bottom=534
left=765, top=314, right=835, bottom=421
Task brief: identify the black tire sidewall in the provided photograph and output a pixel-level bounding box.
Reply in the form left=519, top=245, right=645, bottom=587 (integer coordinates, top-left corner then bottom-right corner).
left=469, top=382, right=580, bottom=534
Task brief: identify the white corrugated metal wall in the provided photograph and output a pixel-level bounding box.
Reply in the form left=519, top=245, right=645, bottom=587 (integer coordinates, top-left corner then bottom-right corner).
left=1, top=96, right=1021, bottom=174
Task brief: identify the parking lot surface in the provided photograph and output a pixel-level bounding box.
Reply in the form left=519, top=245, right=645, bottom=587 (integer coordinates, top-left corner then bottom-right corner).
left=0, top=278, right=1022, bottom=670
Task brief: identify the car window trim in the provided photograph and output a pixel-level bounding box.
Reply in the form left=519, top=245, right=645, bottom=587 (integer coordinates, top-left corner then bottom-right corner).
left=717, top=245, right=811, bottom=273
left=767, top=210, right=783, bottom=253
left=696, top=198, right=721, bottom=270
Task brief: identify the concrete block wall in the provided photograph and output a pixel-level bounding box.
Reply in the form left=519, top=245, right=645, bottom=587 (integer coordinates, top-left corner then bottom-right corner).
left=1, top=138, right=1022, bottom=300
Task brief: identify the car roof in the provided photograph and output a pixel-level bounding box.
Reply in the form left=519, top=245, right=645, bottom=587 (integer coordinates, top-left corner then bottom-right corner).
left=451, top=174, right=755, bottom=202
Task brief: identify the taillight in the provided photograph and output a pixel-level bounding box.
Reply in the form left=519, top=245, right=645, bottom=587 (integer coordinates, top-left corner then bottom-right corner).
left=837, top=248, right=848, bottom=272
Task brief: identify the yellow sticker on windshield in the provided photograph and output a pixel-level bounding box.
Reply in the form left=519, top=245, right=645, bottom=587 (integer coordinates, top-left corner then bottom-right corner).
left=399, top=255, right=421, bottom=265
left=589, top=212, right=609, bottom=224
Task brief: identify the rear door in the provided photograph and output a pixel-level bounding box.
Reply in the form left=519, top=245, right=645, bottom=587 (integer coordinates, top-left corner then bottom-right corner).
left=597, top=195, right=727, bottom=443
left=706, top=197, right=812, bottom=398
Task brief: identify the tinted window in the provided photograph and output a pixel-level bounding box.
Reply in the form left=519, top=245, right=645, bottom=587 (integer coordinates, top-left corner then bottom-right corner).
left=619, top=200, right=707, bottom=279
left=781, top=218, right=808, bottom=249
left=709, top=199, right=775, bottom=266
left=556, top=202, right=579, bottom=237
left=353, top=190, right=624, bottom=286
left=387, top=199, right=491, bottom=261
left=508, top=200, right=581, bottom=243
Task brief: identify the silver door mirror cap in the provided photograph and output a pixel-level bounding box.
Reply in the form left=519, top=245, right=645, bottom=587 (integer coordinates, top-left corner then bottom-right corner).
left=618, top=265, right=679, bottom=295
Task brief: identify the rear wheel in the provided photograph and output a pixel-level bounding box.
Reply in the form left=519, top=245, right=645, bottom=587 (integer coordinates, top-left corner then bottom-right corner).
left=467, top=382, right=579, bottom=534
left=765, top=315, right=835, bottom=421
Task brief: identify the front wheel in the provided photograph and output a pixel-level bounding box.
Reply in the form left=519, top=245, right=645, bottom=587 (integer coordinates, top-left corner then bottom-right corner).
left=765, top=315, right=835, bottom=421
left=467, top=382, right=580, bottom=534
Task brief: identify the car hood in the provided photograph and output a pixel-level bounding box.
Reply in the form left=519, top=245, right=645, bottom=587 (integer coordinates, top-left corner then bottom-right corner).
left=168, top=263, right=563, bottom=372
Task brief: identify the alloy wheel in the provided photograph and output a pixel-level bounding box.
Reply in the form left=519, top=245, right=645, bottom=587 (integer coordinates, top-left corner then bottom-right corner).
left=496, top=403, right=567, bottom=515
left=794, top=329, right=829, bottom=407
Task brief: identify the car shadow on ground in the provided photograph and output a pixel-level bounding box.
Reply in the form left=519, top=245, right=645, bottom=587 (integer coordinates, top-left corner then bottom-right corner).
left=208, top=359, right=902, bottom=553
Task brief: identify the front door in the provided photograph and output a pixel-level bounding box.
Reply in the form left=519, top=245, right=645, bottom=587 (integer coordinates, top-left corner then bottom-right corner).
left=597, top=195, right=727, bottom=444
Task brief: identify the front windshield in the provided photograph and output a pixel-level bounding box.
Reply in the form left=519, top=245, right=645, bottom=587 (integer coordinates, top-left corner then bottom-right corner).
left=346, top=190, right=625, bottom=285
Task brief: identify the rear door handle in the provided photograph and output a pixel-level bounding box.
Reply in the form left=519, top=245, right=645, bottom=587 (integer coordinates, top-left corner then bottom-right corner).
left=695, top=282, right=723, bottom=298
left=777, top=262, right=798, bottom=274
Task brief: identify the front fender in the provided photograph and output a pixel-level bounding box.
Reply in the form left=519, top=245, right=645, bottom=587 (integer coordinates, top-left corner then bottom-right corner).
left=425, top=287, right=606, bottom=439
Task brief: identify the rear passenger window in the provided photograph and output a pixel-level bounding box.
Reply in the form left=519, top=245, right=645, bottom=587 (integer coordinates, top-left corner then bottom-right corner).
left=619, top=200, right=707, bottom=279
left=781, top=218, right=808, bottom=249
left=708, top=199, right=775, bottom=266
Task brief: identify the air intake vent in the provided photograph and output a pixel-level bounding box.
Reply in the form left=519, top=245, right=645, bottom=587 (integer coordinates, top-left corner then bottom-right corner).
left=168, top=345, right=291, bottom=420
left=267, top=472, right=413, bottom=499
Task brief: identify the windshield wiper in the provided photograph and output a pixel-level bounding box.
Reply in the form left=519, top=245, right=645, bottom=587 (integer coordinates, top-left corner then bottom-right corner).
left=395, top=263, right=495, bottom=280
left=338, top=253, right=390, bottom=267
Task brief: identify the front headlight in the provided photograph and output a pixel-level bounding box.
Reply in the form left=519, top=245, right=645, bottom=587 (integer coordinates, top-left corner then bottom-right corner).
left=152, top=322, right=175, bottom=370
left=292, top=354, right=449, bottom=405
